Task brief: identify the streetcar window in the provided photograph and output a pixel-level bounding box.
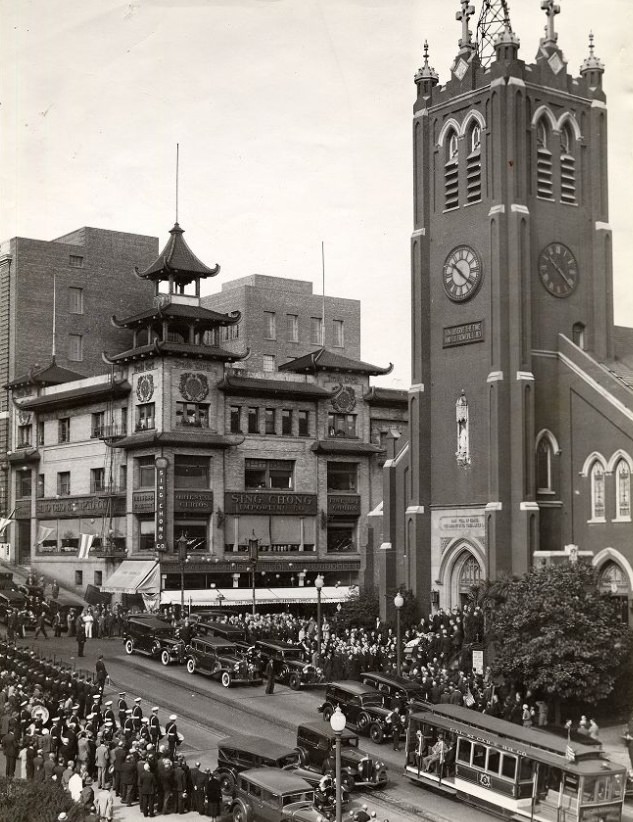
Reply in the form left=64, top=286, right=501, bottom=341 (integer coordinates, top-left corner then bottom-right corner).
left=501, top=754, right=517, bottom=780
left=473, top=744, right=487, bottom=768
left=611, top=774, right=624, bottom=800
left=486, top=750, right=501, bottom=774
left=457, top=739, right=472, bottom=763
left=582, top=775, right=609, bottom=803
left=519, top=758, right=534, bottom=781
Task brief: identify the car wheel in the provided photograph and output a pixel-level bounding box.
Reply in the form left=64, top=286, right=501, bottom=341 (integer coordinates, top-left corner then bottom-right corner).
left=288, top=673, right=301, bottom=691
left=160, top=649, right=171, bottom=666
left=296, top=747, right=308, bottom=766
left=232, top=805, right=246, bottom=822
left=124, top=639, right=134, bottom=655
left=186, top=658, right=196, bottom=675
left=220, top=772, right=235, bottom=795
left=369, top=723, right=384, bottom=744
left=357, top=712, right=370, bottom=731
left=322, top=705, right=333, bottom=722
left=221, top=671, right=232, bottom=688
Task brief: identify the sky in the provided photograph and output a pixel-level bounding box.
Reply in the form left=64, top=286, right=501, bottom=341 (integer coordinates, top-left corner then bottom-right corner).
left=1, top=0, right=632, bottom=387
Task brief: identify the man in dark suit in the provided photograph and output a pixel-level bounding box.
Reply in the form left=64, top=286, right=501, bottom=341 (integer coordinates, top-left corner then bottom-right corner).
left=95, top=655, right=108, bottom=694
left=1, top=728, right=18, bottom=777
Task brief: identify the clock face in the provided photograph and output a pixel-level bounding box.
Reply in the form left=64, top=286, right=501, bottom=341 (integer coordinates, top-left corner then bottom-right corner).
left=538, top=243, right=578, bottom=297
left=443, top=245, right=483, bottom=302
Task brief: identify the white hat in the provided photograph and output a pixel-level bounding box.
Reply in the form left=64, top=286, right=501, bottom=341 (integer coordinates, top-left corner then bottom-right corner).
left=134, top=697, right=141, bottom=703
left=169, top=714, right=177, bottom=720
left=152, top=706, right=159, bottom=712
left=105, top=701, right=113, bottom=707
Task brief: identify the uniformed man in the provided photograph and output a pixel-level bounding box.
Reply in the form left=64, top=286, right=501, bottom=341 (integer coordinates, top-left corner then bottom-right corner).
left=123, top=709, right=135, bottom=739
left=149, top=707, right=161, bottom=748
left=117, top=692, right=128, bottom=728
left=103, top=700, right=116, bottom=728
left=132, top=697, right=143, bottom=732
left=165, top=714, right=179, bottom=760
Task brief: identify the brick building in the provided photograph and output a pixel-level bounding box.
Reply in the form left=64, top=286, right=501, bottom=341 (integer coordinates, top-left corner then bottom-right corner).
left=5, top=222, right=407, bottom=604
left=379, top=2, right=633, bottom=622
left=0, top=228, right=157, bottom=559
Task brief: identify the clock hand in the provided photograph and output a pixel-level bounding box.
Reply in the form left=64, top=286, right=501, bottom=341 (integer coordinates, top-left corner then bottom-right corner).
left=450, top=263, right=469, bottom=286
left=548, top=254, right=573, bottom=288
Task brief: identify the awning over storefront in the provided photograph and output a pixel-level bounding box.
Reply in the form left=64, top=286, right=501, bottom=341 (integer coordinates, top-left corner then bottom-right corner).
left=101, top=560, right=160, bottom=595
left=160, top=585, right=357, bottom=608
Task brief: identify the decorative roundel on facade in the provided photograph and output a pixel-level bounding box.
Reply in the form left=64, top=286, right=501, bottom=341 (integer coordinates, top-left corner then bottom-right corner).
left=136, top=374, right=154, bottom=403
left=331, top=385, right=356, bottom=413
left=17, top=410, right=32, bottom=426
left=179, top=372, right=209, bottom=403
left=442, top=245, right=483, bottom=302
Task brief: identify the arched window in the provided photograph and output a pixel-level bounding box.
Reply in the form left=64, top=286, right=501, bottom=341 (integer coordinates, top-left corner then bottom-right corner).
left=466, top=124, right=482, bottom=204
left=444, top=130, right=459, bottom=210
left=536, top=438, right=553, bottom=493
left=615, top=460, right=631, bottom=521
left=590, top=461, right=606, bottom=521
left=560, top=123, right=577, bottom=204
left=536, top=118, right=553, bottom=198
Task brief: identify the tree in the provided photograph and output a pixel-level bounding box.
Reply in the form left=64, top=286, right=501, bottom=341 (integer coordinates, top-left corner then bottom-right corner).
left=336, top=586, right=379, bottom=631
left=0, top=777, right=87, bottom=822
left=488, top=561, right=633, bottom=717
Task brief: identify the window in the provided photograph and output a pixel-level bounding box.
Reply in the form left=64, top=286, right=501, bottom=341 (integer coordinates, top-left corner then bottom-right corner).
left=174, top=456, right=209, bottom=490
left=327, top=521, right=355, bottom=553
left=615, top=460, right=631, bottom=520
left=119, top=464, right=127, bottom=492
left=457, top=739, right=472, bottom=763
left=444, top=130, right=459, bottom=210
left=17, top=424, right=32, bottom=448
left=265, top=408, right=276, bottom=435
left=590, top=461, right=606, bottom=521
left=245, top=459, right=294, bottom=490
left=536, top=437, right=553, bottom=493
left=176, top=402, right=209, bottom=427
left=74, top=570, right=83, bottom=586
left=286, top=314, right=299, bottom=342
left=37, top=421, right=45, bottom=446
left=16, top=470, right=32, bottom=498
left=58, top=418, right=70, bottom=443
left=472, top=744, right=487, bottom=769
left=333, top=320, right=344, bottom=347
left=91, top=411, right=105, bottom=438
left=281, top=409, right=293, bottom=436
left=139, top=518, right=156, bottom=551
left=466, top=124, right=482, bottom=204
left=298, top=410, right=310, bottom=437
left=572, top=322, right=586, bottom=349
left=90, top=468, right=105, bottom=494
left=230, top=406, right=241, bottom=434
left=264, top=311, right=276, bottom=340
left=136, top=403, right=155, bottom=431
left=68, top=334, right=83, bottom=362
left=69, top=254, right=84, bottom=268
left=501, top=754, right=517, bottom=780
left=262, top=355, right=276, bottom=373
left=173, top=520, right=207, bottom=552
left=327, top=412, right=356, bottom=438
left=247, top=407, right=259, bottom=434
left=486, top=749, right=501, bottom=774
left=536, top=118, right=553, bottom=198
left=311, top=317, right=324, bottom=346
left=137, top=456, right=155, bottom=489
left=327, top=462, right=357, bottom=492
left=221, top=323, right=240, bottom=341
left=94, top=570, right=103, bottom=586
left=68, top=287, right=84, bottom=314
left=57, top=472, right=71, bottom=496
left=560, top=123, right=576, bottom=204
left=37, top=474, right=45, bottom=498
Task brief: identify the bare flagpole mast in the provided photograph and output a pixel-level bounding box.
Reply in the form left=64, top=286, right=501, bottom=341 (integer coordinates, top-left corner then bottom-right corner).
left=321, top=241, right=325, bottom=346
left=51, top=272, right=56, bottom=359
left=176, top=143, right=179, bottom=224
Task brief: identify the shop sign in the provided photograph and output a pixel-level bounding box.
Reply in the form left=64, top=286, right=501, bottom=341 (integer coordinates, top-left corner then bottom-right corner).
left=132, top=491, right=155, bottom=514
left=225, top=492, right=317, bottom=516
left=36, top=495, right=126, bottom=519
left=174, top=491, right=214, bottom=513
left=155, top=457, right=168, bottom=551
left=0, top=543, right=10, bottom=561
left=327, top=495, right=361, bottom=516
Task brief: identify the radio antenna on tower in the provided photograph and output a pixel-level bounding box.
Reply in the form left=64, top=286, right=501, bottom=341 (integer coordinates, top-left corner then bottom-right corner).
left=476, top=0, right=513, bottom=68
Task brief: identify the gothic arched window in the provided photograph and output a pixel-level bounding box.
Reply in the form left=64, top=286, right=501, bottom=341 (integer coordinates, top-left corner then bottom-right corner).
left=444, top=130, right=459, bottom=210
left=536, top=118, right=553, bottom=198
left=536, top=438, right=553, bottom=493
left=459, top=554, right=481, bottom=590
left=615, top=460, right=631, bottom=521
left=466, top=123, right=482, bottom=203
left=590, top=461, right=606, bottom=521
left=560, top=122, right=577, bottom=204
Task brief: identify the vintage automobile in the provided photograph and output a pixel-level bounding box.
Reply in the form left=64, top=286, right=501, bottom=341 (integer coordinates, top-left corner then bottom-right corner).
left=214, top=735, right=301, bottom=795
left=255, top=640, right=322, bottom=690
left=44, top=593, right=87, bottom=632
left=195, top=620, right=252, bottom=650
left=123, top=613, right=186, bottom=666
left=294, top=722, right=388, bottom=790
left=231, top=769, right=322, bottom=822
left=318, top=681, right=394, bottom=744
left=358, top=671, right=427, bottom=712
left=185, top=635, right=262, bottom=687
left=0, top=589, right=28, bottom=622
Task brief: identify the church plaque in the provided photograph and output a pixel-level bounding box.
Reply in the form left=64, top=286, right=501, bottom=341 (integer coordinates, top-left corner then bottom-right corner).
left=443, top=321, right=484, bottom=348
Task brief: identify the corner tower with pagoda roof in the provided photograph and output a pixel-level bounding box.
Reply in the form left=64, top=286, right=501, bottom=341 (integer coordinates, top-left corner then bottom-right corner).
left=381, top=0, right=633, bottom=619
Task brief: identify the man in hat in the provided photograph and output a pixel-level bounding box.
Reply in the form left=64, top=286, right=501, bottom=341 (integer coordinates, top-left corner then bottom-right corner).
left=123, top=709, right=135, bottom=739
left=117, top=692, right=128, bottom=728
left=103, top=700, right=116, bottom=728
left=149, top=707, right=161, bottom=748
left=165, top=714, right=179, bottom=760
left=95, top=654, right=108, bottom=694
left=132, top=697, right=143, bottom=732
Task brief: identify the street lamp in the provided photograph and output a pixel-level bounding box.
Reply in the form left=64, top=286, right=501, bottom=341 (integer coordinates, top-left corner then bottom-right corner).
left=248, top=532, right=259, bottom=616
left=177, top=532, right=188, bottom=618
left=329, top=706, right=346, bottom=822
left=394, top=591, right=404, bottom=677
left=314, top=574, right=324, bottom=660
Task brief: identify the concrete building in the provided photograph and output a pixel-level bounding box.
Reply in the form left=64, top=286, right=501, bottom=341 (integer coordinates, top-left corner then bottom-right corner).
left=379, top=2, right=633, bottom=622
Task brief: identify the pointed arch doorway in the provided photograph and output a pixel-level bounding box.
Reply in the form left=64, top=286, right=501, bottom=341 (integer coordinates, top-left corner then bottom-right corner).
left=439, top=540, right=486, bottom=610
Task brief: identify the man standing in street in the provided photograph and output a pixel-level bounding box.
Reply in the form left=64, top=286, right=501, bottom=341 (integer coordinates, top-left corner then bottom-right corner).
left=95, top=654, right=108, bottom=694
left=1, top=727, right=18, bottom=777
left=165, top=714, right=179, bottom=760
left=76, top=621, right=86, bottom=657
left=265, top=657, right=275, bottom=694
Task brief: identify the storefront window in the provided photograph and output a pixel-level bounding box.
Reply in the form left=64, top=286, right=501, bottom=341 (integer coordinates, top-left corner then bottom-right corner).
left=327, top=521, right=355, bottom=553
left=327, top=462, right=358, bottom=492
left=245, top=459, right=294, bottom=490
left=174, top=520, right=207, bottom=552
left=174, top=455, right=209, bottom=489
left=138, top=518, right=155, bottom=551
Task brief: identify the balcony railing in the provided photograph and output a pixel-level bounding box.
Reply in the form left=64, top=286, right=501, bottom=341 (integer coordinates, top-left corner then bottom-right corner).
left=94, top=424, right=128, bottom=440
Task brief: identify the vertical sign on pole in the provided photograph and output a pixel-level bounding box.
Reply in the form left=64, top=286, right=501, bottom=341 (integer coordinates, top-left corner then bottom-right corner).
left=155, top=457, right=169, bottom=552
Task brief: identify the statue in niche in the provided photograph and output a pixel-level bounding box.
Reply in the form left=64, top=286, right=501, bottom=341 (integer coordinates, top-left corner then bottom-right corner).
left=455, top=390, right=471, bottom=466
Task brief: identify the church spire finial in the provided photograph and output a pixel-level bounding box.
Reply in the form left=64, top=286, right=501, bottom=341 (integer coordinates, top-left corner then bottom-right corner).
left=588, top=31, right=595, bottom=58
left=456, top=0, right=476, bottom=50
left=580, top=29, right=604, bottom=79
left=540, top=0, right=560, bottom=45
left=414, top=39, right=439, bottom=88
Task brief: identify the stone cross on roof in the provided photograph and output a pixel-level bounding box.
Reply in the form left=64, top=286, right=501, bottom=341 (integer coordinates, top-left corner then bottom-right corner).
left=456, top=0, right=476, bottom=49
left=541, top=0, right=560, bottom=44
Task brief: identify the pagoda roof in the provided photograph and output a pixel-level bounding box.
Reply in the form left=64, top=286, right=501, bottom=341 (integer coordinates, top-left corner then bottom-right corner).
left=102, top=340, right=248, bottom=365
left=135, top=222, right=220, bottom=283
left=111, top=302, right=240, bottom=330
left=5, top=358, right=85, bottom=390
left=363, top=386, right=409, bottom=407
left=279, top=347, right=393, bottom=376
left=112, top=430, right=244, bottom=450
left=16, top=380, right=130, bottom=412
left=217, top=375, right=336, bottom=399
left=310, top=440, right=385, bottom=456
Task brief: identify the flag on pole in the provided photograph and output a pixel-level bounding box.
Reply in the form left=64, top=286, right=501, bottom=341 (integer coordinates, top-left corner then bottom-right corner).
left=464, top=687, right=475, bottom=707
left=78, top=533, right=95, bottom=559
left=36, top=525, right=54, bottom=544
left=565, top=744, right=575, bottom=762
left=0, top=517, right=13, bottom=534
